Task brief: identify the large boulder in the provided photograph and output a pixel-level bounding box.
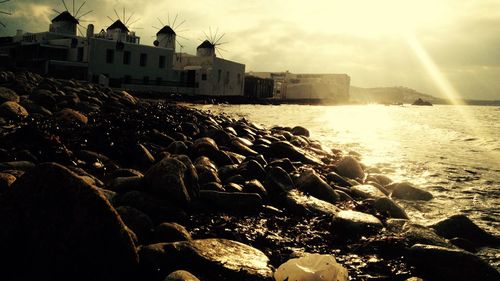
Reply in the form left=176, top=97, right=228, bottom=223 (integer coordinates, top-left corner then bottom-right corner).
left=0, top=101, right=29, bottom=119
left=431, top=214, right=499, bottom=247
left=55, top=108, right=88, bottom=125
left=291, top=126, right=310, bottom=137
left=0, top=163, right=139, bottom=281
left=263, top=166, right=295, bottom=198
left=332, top=210, right=383, bottom=237
left=373, top=197, right=408, bottom=219
left=152, top=222, right=192, bottom=244
left=408, top=244, right=500, bottom=281
left=334, top=156, right=365, bottom=180
left=350, top=184, right=387, bottom=199
left=390, top=182, right=433, bottom=201
left=295, top=170, right=339, bottom=203
left=164, top=270, right=200, bottom=281
left=284, top=189, right=341, bottom=216
left=144, top=157, right=199, bottom=206
left=116, top=206, right=154, bottom=242
left=139, top=239, right=273, bottom=280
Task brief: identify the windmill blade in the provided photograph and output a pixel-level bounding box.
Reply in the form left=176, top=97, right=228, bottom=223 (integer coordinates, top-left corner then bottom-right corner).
left=75, top=1, right=86, bottom=18
left=123, top=7, right=125, bottom=23
left=128, top=18, right=141, bottom=26
left=72, top=0, right=75, bottom=15
left=176, top=34, right=189, bottom=41
left=213, top=27, right=219, bottom=44
left=78, top=23, right=87, bottom=29
left=214, top=33, right=226, bottom=45
left=78, top=10, right=92, bottom=18
left=157, top=17, right=164, bottom=26
left=0, top=21, right=5, bottom=28
left=216, top=46, right=228, bottom=52
left=152, top=26, right=160, bottom=30
left=113, top=9, right=120, bottom=21
left=215, top=41, right=228, bottom=46
left=61, top=0, right=69, bottom=12
left=174, top=19, right=185, bottom=30
left=52, top=9, right=61, bottom=15
left=0, top=0, right=11, bottom=4
left=77, top=26, right=84, bottom=36
left=216, top=48, right=224, bottom=59
left=107, top=16, right=115, bottom=22
left=0, top=11, right=11, bottom=15
left=203, top=31, right=210, bottom=41
left=209, top=27, right=213, bottom=42
left=79, top=19, right=95, bottom=23
left=172, top=14, right=178, bottom=29
left=126, top=11, right=135, bottom=25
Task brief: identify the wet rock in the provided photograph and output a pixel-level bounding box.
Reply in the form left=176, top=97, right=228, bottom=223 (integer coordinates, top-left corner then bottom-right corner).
left=218, top=164, right=239, bottom=181
left=164, top=270, right=200, bottom=281
left=225, top=150, right=246, bottom=164
left=450, top=237, right=477, bottom=252
left=199, top=190, right=262, bottom=212
left=196, top=164, right=221, bottom=185
left=132, top=143, right=156, bottom=168
left=194, top=156, right=217, bottom=171
left=193, top=137, right=219, bottom=158
left=144, top=157, right=199, bottom=205
left=167, top=141, right=189, bottom=155
left=224, top=182, right=244, bottom=192
left=285, top=189, right=341, bottom=216
left=408, top=244, right=500, bottom=281
left=2, top=163, right=138, bottom=281
left=116, top=206, right=154, bottom=242
left=263, top=166, right=295, bottom=198
left=291, top=126, right=310, bottom=137
left=0, top=172, right=16, bottom=193
left=275, top=253, right=348, bottom=281
left=268, top=158, right=296, bottom=173
left=200, top=182, right=225, bottom=192
left=390, top=182, right=433, bottom=201
left=332, top=210, right=383, bottom=237
left=29, top=89, right=57, bottom=110
left=431, top=214, right=499, bottom=247
left=269, top=141, right=322, bottom=165
left=0, top=87, right=20, bottom=103
left=151, top=129, right=175, bottom=147
left=109, top=176, right=144, bottom=192
left=326, top=171, right=352, bottom=187
left=350, top=184, right=387, bottom=199
left=139, top=239, right=273, bottom=280
left=118, top=90, right=138, bottom=106
left=55, top=108, right=88, bottom=125
left=0, top=101, right=29, bottom=119
left=402, top=223, right=454, bottom=248
left=368, top=174, right=393, bottom=186
left=373, top=197, right=409, bottom=219
left=296, top=170, right=339, bottom=203
left=334, top=156, right=365, bottom=180
left=119, top=191, right=186, bottom=222
left=239, top=160, right=266, bottom=181
left=0, top=161, right=35, bottom=171
left=152, top=222, right=192, bottom=243
left=230, top=138, right=258, bottom=156
left=243, top=179, right=268, bottom=199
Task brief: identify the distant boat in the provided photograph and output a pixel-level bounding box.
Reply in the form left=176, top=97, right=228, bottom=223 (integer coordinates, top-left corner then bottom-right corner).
left=412, top=98, right=433, bottom=106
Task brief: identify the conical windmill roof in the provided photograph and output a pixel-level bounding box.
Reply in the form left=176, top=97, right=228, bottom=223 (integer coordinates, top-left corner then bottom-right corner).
left=197, top=40, right=214, bottom=49
left=52, top=11, right=79, bottom=24
left=107, top=20, right=129, bottom=32
left=156, top=26, right=176, bottom=36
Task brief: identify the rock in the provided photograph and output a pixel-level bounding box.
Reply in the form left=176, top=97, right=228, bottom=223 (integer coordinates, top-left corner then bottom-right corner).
left=373, top=197, right=409, bottom=219
left=230, top=138, right=258, bottom=156
left=139, top=239, right=273, bottom=280
left=200, top=182, right=225, bottom=192
left=269, top=141, right=323, bottom=165
left=109, top=176, right=144, bottom=192
left=132, top=143, right=156, bottom=168
left=332, top=210, right=383, bottom=237
left=402, top=223, right=454, bottom=248
left=167, top=141, right=189, bottom=155
left=55, top=108, right=88, bottom=125
left=0, top=101, right=29, bottom=119
left=193, top=137, right=219, bottom=158
left=0, top=161, right=36, bottom=171
left=0, top=172, right=16, bottom=193
left=263, top=166, right=295, bottom=198
left=1, top=163, right=138, bottom=280
left=116, top=206, right=154, bottom=242
left=164, top=270, right=200, bottom=281
left=243, top=179, right=268, bottom=199
left=431, top=214, right=499, bottom=247
left=224, top=182, right=244, bottom=192
left=368, top=174, right=393, bottom=186
left=291, top=126, right=310, bottom=137
left=218, top=164, right=239, bottom=181
left=239, top=160, right=266, bottom=181
left=199, top=190, right=262, bottom=212
left=152, top=222, right=192, bottom=243
left=408, top=244, right=500, bottom=281
left=144, top=157, right=199, bottom=205
left=195, top=164, right=221, bottom=185
left=29, top=89, right=57, bottom=110
left=119, top=191, right=186, bottom=222
left=284, top=189, right=341, bottom=216
left=326, top=171, right=352, bottom=187
left=295, top=170, right=339, bottom=203
left=274, top=253, right=348, bottom=281
left=390, top=182, right=433, bottom=201
left=350, top=184, right=387, bottom=199
left=334, top=156, right=365, bottom=180
left=118, top=90, right=138, bottom=106
left=0, top=87, right=19, bottom=103
left=151, top=129, right=175, bottom=147
left=268, top=158, right=296, bottom=173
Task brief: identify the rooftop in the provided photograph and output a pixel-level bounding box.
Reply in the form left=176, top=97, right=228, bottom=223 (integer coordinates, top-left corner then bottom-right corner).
left=51, top=11, right=79, bottom=24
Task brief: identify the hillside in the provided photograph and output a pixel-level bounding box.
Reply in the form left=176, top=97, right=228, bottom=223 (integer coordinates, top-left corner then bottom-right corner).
left=350, top=86, right=444, bottom=104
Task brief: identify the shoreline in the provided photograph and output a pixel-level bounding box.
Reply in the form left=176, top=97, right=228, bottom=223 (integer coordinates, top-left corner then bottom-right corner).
left=0, top=71, right=499, bottom=280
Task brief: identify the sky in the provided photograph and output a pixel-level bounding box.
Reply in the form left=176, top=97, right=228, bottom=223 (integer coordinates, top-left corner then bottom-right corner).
left=1, top=0, right=499, bottom=100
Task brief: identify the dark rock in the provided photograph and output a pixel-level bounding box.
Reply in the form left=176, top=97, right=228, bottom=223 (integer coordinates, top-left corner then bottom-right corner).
left=243, top=179, right=268, bottom=199
left=0, top=172, right=16, bottom=193
left=225, top=150, right=246, bottom=164
left=295, top=170, right=339, bottom=203
left=55, top=108, right=88, bottom=125
left=402, top=223, right=454, bottom=248
left=144, top=157, right=199, bottom=205
left=334, top=156, right=365, bottom=180
left=350, top=184, right=387, bottom=199
left=230, top=138, right=258, bottom=156
left=29, top=89, right=57, bottom=110
left=151, top=129, right=175, bottom=147
left=1, top=163, right=139, bottom=281
left=164, top=270, right=200, bottom=281
left=332, top=210, right=383, bottom=237
left=200, top=182, right=225, bottom=192
left=291, top=126, right=310, bottom=137
left=373, top=197, right=408, bottom=219
left=116, top=206, right=154, bottom=242
left=181, top=122, right=200, bottom=137
left=284, top=189, right=340, bottom=216
left=139, top=239, right=273, bottom=280
left=193, top=137, right=219, bottom=158
left=218, top=164, right=239, bottom=181
left=431, top=214, right=499, bottom=247
left=450, top=237, right=477, bottom=252
left=199, top=190, right=263, bottom=212
left=268, top=158, right=296, bottom=173
left=132, top=143, right=156, bottom=168
left=109, top=176, right=144, bottom=192
left=269, top=141, right=322, bottom=165
left=263, top=166, right=295, bottom=198
left=239, top=160, right=266, bottom=181
left=118, top=191, right=186, bottom=222
left=194, top=156, right=217, bottom=171
left=0, top=101, right=29, bottom=119
left=390, top=182, right=433, bottom=201
left=0, top=87, right=20, bottom=103
left=224, top=182, right=244, bottom=192
left=408, top=244, right=500, bottom=281
left=195, top=164, right=221, bottom=185
left=167, top=141, right=189, bottom=155
left=326, top=171, right=352, bottom=187
left=0, top=161, right=35, bottom=171
left=368, top=174, right=393, bottom=186
left=152, top=222, right=192, bottom=243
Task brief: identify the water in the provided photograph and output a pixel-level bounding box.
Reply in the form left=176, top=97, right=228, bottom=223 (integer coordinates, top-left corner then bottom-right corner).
left=195, top=103, right=500, bottom=265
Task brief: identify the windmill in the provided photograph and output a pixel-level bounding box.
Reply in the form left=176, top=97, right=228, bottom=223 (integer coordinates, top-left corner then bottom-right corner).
left=152, top=14, right=189, bottom=53
left=0, top=0, right=12, bottom=28
left=197, top=27, right=228, bottom=58
left=106, top=7, right=141, bottom=33
left=51, top=0, right=93, bottom=36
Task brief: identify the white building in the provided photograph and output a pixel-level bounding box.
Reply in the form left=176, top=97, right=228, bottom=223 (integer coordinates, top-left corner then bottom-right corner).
left=0, top=11, right=246, bottom=96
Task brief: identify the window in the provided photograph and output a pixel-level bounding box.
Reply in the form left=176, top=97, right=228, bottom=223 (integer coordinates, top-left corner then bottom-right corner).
left=159, top=56, right=166, bottom=68
left=202, top=73, right=207, bottom=81
left=143, top=76, right=149, bottom=85
left=217, top=69, right=221, bottom=82
left=106, top=49, right=114, bottom=64
left=140, top=53, right=147, bottom=66
left=77, top=47, right=84, bottom=62
left=123, top=51, right=131, bottom=65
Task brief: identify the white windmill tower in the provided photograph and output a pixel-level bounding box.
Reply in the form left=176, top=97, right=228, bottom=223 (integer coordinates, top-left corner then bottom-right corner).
left=106, top=7, right=141, bottom=42
left=50, top=0, right=93, bottom=36
left=197, top=27, right=228, bottom=58
left=153, top=15, right=188, bottom=52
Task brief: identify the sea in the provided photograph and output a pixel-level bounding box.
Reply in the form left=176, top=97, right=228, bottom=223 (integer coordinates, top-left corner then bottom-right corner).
left=194, top=103, right=500, bottom=267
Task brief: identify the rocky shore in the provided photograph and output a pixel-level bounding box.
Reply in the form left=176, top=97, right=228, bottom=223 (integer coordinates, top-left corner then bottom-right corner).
left=0, top=71, right=499, bottom=281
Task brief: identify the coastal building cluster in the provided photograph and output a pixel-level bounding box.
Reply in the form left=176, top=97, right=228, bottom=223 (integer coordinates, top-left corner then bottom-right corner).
left=0, top=9, right=350, bottom=100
